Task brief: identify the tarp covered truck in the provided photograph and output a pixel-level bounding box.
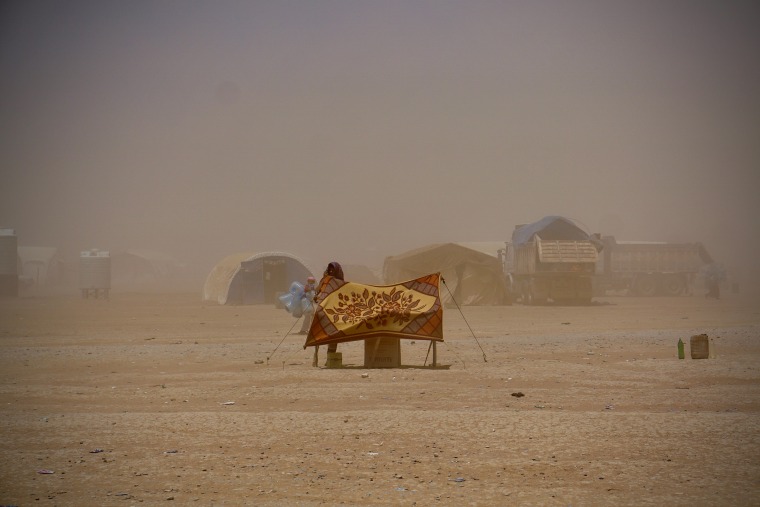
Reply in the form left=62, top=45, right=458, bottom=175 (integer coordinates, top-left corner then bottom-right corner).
left=501, top=216, right=600, bottom=305
left=592, top=237, right=713, bottom=296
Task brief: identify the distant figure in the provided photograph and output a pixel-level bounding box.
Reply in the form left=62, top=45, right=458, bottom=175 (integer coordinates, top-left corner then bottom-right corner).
left=312, top=261, right=345, bottom=367
left=704, top=263, right=724, bottom=300
left=297, top=276, right=317, bottom=335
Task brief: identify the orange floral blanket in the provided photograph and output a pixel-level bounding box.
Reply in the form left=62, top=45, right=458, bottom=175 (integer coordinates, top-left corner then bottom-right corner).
left=303, top=273, right=443, bottom=348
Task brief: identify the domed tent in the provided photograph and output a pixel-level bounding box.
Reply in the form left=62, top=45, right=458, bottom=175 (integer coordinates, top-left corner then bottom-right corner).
left=203, top=252, right=315, bottom=305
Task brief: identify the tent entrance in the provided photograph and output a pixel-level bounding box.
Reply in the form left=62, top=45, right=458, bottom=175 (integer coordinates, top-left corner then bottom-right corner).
left=263, top=258, right=287, bottom=304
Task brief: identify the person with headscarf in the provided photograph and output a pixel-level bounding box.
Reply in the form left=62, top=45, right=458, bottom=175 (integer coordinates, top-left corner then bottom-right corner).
left=324, top=261, right=344, bottom=281
left=312, top=261, right=344, bottom=366
left=704, top=262, right=724, bottom=300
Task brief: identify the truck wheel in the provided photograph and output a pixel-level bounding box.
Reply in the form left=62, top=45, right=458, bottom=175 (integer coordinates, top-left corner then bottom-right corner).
left=526, top=287, right=545, bottom=305
left=526, top=285, right=547, bottom=305
left=634, top=275, right=657, bottom=297
left=518, top=281, right=529, bottom=305
left=662, top=275, right=686, bottom=296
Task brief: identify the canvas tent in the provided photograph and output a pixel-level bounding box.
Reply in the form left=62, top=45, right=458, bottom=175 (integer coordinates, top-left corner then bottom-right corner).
left=203, top=251, right=315, bottom=305
left=18, top=247, right=64, bottom=286
left=112, top=249, right=186, bottom=286
left=383, top=242, right=509, bottom=306
left=341, top=264, right=382, bottom=285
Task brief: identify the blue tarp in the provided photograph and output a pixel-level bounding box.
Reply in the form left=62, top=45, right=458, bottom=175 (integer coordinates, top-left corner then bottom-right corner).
left=512, top=216, right=591, bottom=246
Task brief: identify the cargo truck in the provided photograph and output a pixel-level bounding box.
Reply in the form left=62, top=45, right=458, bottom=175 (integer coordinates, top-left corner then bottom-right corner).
left=592, top=236, right=713, bottom=296
left=501, top=216, right=601, bottom=305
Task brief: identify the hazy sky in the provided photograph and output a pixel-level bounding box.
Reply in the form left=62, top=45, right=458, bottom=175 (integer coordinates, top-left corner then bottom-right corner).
left=1, top=0, right=758, bottom=278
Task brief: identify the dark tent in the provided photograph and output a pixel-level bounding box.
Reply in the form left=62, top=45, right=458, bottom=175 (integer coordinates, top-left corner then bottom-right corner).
left=513, top=216, right=591, bottom=245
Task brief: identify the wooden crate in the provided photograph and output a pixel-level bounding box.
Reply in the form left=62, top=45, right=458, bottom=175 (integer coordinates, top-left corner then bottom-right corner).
left=364, top=337, right=401, bottom=368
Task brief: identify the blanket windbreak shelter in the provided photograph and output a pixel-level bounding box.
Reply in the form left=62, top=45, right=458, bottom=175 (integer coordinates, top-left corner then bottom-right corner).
left=304, top=273, right=444, bottom=367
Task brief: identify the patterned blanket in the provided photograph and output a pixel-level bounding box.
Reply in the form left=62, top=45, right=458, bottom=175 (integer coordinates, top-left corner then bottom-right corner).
left=303, top=273, right=443, bottom=348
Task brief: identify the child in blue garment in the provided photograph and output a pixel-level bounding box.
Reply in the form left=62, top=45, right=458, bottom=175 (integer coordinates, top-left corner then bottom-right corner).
left=297, top=276, right=317, bottom=334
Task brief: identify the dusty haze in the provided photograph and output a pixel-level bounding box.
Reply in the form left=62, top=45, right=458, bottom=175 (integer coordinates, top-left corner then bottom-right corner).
left=1, top=1, right=759, bottom=287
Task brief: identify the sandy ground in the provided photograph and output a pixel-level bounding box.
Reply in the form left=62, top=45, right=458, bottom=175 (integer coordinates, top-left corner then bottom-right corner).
left=0, top=290, right=759, bottom=506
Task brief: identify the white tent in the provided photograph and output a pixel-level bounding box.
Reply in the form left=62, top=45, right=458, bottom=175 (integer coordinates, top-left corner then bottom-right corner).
left=203, top=251, right=315, bottom=305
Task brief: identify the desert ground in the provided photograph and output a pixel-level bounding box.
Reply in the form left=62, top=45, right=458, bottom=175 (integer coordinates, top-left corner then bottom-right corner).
left=0, top=289, right=759, bottom=506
